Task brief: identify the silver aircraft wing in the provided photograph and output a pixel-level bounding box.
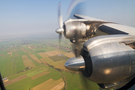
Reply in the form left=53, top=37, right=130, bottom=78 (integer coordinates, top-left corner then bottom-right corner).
left=74, top=14, right=135, bottom=36
left=74, top=14, right=106, bottom=21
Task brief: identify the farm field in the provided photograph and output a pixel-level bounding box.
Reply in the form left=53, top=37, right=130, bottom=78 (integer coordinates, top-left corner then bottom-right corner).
left=31, top=71, right=51, bottom=80
left=64, top=52, right=75, bottom=58
left=22, top=55, right=35, bottom=68
left=31, top=78, right=64, bottom=90
left=29, top=54, right=42, bottom=63
left=38, top=52, right=48, bottom=58
left=0, top=37, right=100, bottom=90
left=4, top=75, right=27, bottom=86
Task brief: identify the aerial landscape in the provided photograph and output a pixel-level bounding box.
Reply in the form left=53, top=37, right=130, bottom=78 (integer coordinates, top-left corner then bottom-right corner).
left=0, top=35, right=100, bottom=90
left=1, top=0, right=135, bottom=90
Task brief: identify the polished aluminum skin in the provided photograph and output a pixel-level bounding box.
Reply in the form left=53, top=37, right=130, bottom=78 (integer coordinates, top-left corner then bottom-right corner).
left=100, top=75, right=134, bottom=89
left=84, top=34, right=135, bottom=51
left=55, top=28, right=64, bottom=34
left=83, top=34, right=135, bottom=83
left=56, top=17, right=109, bottom=41
left=65, top=56, right=85, bottom=71
left=63, top=19, right=87, bottom=39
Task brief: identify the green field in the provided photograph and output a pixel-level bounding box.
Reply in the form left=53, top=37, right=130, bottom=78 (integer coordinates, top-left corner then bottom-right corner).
left=62, top=71, right=100, bottom=90
left=0, top=37, right=100, bottom=90
left=49, top=55, right=70, bottom=62
left=8, top=65, right=45, bottom=80
left=33, top=53, right=43, bottom=59
left=6, top=66, right=62, bottom=90
left=0, top=50, right=25, bottom=77
left=26, top=67, right=48, bottom=77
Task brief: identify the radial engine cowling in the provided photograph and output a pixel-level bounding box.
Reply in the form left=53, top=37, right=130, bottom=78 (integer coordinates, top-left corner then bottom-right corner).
left=81, top=35, right=135, bottom=85
left=63, top=19, right=87, bottom=39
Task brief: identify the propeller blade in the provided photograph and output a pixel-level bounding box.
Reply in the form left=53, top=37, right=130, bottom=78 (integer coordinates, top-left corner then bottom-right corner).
left=59, top=34, right=62, bottom=49
left=73, top=30, right=82, bottom=57
left=66, top=0, right=85, bottom=18
left=58, top=2, right=63, bottom=28
left=57, top=2, right=64, bottom=49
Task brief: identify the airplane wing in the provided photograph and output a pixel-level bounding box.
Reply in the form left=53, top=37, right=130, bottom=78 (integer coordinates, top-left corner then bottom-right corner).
left=74, top=14, right=135, bottom=35
left=56, top=1, right=135, bottom=89
left=64, top=14, right=135, bottom=90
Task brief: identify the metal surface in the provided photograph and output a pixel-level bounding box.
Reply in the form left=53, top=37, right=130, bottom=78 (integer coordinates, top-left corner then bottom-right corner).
left=98, top=75, right=134, bottom=89
left=74, top=14, right=135, bottom=36
left=84, top=34, right=135, bottom=51
left=56, top=1, right=135, bottom=89
left=83, top=35, right=135, bottom=84
left=55, top=28, right=64, bottom=34
left=64, top=19, right=87, bottom=39
left=63, top=19, right=111, bottom=39
left=65, top=56, right=85, bottom=71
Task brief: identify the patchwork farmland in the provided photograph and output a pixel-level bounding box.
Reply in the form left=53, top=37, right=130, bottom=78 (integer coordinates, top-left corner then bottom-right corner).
left=29, top=54, right=42, bottom=63
left=0, top=38, right=100, bottom=90
left=22, top=55, right=35, bottom=68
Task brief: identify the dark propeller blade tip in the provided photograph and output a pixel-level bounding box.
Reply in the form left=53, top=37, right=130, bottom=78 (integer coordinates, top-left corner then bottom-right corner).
left=59, top=34, right=62, bottom=49
left=72, top=30, right=82, bottom=57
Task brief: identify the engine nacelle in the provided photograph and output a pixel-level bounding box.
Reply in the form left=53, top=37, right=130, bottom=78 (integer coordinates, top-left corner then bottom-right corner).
left=63, top=19, right=88, bottom=39
left=81, top=35, right=135, bottom=85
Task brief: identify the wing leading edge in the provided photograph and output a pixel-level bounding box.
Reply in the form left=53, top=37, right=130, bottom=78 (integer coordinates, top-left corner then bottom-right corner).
left=74, top=14, right=135, bottom=35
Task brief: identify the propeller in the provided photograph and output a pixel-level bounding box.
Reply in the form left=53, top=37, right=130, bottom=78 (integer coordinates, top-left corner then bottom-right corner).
left=68, top=0, right=85, bottom=57
left=66, top=0, right=92, bottom=89
left=56, top=0, right=85, bottom=55
left=55, top=2, right=64, bottom=48
left=73, top=30, right=82, bottom=57
left=66, top=0, right=85, bottom=18
left=55, top=0, right=91, bottom=89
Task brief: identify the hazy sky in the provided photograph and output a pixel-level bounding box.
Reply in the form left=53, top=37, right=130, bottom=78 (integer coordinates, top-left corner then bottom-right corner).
left=0, top=0, right=135, bottom=36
